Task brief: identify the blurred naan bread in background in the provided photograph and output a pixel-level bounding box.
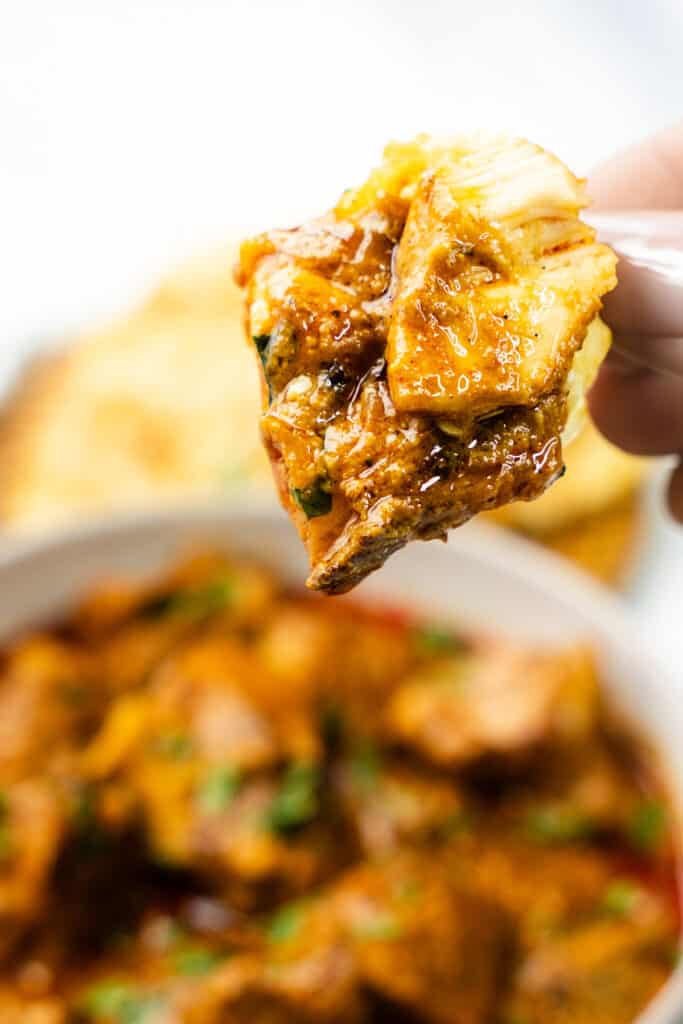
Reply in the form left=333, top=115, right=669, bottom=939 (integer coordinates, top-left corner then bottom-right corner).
left=0, top=244, right=646, bottom=584
left=0, top=245, right=271, bottom=529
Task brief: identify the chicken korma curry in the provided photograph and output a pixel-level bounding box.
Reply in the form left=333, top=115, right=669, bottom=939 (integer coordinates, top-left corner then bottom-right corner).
left=0, top=553, right=678, bottom=1023
left=237, top=136, right=617, bottom=592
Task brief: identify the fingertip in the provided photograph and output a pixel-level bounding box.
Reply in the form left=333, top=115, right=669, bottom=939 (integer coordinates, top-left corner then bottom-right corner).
left=587, top=363, right=683, bottom=456
left=667, top=461, right=683, bottom=524
left=587, top=364, right=650, bottom=455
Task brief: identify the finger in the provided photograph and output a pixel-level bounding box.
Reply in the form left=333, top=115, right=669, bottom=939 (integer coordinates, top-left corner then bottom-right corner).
left=667, top=460, right=683, bottom=523
left=609, top=335, right=683, bottom=378
left=597, top=231, right=683, bottom=340
left=590, top=120, right=683, bottom=210
left=588, top=361, right=683, bottom=456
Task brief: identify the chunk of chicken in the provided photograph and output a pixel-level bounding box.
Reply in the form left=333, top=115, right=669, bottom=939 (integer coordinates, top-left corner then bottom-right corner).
left=0, top=989, right=65, bottom=1024
left=237, top=136, right=617, bottom=592
left=81, top=639, right=338, bottom=906
left=503, top=881, right=677, bottom=1024
left=192, top=852, right=508, bottom=1024
left=333, top=853, right=509, bottom=1024
left=332, top=754, right=465, bottom=856
left=0, top=780, right=65, bottom=960
left=461, top=839, right=614, bottom=950
left=188, top=896, right=364, bottom=1024
left=0, top=638, right=100, bottom=781
left=384, top=642, right=599, bottom=769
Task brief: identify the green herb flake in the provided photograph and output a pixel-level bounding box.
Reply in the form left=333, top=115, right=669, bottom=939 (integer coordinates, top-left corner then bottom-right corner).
left=69, top=783, right=109, bottom=853
left=438, top=810, right=472, bottom=840
left=501, top=1014, right=533, bottom=1024
left=175, top=578, right=235, bottom=620
left=291, top=480, right=332, bottom=519
left=352, top=912, right=402, bottom=942
left=321, top=704, right=345, bottom=747
left=601, top=880, right=643, bottom=917
left=395, top=879, right=421, bottom=905
left=266, top=761, right=320, bottom=834
left=414, top=623, right=464, bottom=657
left=60, top=681, right=88, bottom=706
left=80, top=981, right=165, bottom=1024
left=266, top=902, right=308, bottom=944
left=349, top=743, right=382, bottom=792
left=71, top=784, right=95, bottom=829
left=173, top=945, right=227, bottom=977
left=152, top=732, right=194, bottom=760
left=252, top=334, right=271, bottom=370
left=0, top=824, right=11, bottom=861
left=141, top=575, right=235, bottom=622
left=629, top=800, right=667, bottom=853
left=525, top=806, right=594, bottom=844
left=197, top=765, right=241, bottom=815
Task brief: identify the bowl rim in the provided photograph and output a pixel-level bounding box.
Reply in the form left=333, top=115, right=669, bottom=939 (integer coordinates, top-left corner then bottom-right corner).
left=0, top=497, right=653, bottom=628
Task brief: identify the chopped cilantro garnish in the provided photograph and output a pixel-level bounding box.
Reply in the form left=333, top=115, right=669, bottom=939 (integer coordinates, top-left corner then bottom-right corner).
left=321, top=704, right=345, bottom=747
left=60, top=681, right=88, bottom=705
left=141, top=575, right=234, bottom=622
left=152, top=732, right=194, bottom=760
left=252, top=333, right=271, bottom=370
left=173, top=578, right=235, bottom=620
left=291, top=480, right=332, bottom=519
left=601, top=880, right=643, bottom=916
left=71, top=785, right=95, bottom=829
left=352, top=912, right=402, bottom=941
left=80, top=982, right=165, bottom=1023
left=197, top=765, right=241, bottom=815
left=629, top=800, right=667, bottom=853
left=438, top=810, right=472, bottom=840
left=266, top=761, right=320, bottom=833
left=253, top=325, right=297, bottom=404
left=0, top=823, right=11, bottom=861
left=525, top=806, right=594, bottom=844
left=667, top=941, right=682, bottom=967
left=173, top=945, right=227, bottom=976
left=349, top=742, right=382, bottom=791
left=70, top=783, right=108, bottom=852
left=395, top=878, right=421, bottom=905
left=266, top=901, right=308, bottom=943
left=414, top=623, right=464, bottom=656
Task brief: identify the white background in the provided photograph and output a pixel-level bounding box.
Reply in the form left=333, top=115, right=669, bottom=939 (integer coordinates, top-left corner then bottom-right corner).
left=1, top=0, right=682, bottom=666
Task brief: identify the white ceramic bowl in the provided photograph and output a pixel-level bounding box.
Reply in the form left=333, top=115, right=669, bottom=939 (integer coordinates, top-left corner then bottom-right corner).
left=0, top=501, right=681, bottom=1022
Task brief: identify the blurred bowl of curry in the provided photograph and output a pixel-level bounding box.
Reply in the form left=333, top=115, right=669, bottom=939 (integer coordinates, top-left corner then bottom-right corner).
left=0, top=244, right=647, bottom=586
left=0, top=503, right=679, bottom=1023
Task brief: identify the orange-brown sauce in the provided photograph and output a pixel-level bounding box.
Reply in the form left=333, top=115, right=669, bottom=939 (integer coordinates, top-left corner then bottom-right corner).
left=0, top=551, right=678, bottom=1023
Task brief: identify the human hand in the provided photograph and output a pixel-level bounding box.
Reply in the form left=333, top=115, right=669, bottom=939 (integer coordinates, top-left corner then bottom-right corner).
left=588, top=122, right=683, bottom=521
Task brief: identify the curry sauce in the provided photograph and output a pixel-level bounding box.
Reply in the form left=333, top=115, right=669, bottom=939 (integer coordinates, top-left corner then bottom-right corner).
left=0, top=552, right=678, bottom=1023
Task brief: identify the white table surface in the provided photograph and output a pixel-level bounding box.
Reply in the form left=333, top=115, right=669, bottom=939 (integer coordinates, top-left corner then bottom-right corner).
left=1, top=0, right=682, bottom=675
